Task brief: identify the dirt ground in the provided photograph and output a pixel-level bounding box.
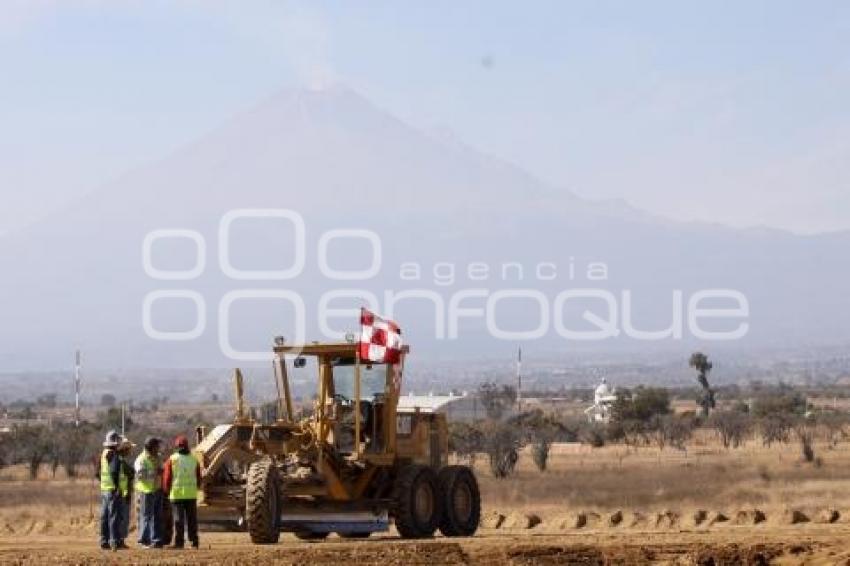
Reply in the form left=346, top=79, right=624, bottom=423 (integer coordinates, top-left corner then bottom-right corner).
left=2, top=527, right=850, bottom=565
left=2, top=439, right=849, bottom=564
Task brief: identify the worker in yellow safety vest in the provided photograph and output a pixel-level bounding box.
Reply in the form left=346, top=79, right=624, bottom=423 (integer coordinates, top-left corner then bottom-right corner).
left=116, top=437, right=136, bottom=547
left=97, top=430, right=127, bottom=551
left=134, top=437, right=163, bottom=548
left=162, top=435, right=201, bottom=549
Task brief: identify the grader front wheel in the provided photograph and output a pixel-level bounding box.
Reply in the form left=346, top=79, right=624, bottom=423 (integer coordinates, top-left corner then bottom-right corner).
left=246, top=459, right=281, bottom=544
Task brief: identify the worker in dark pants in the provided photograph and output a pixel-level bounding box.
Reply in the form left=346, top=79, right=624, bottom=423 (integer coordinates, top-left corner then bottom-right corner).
left=134, top=437, right=163, bottom=548
left=116, top=437, right=136, bottom=547
left=97, top=430, right=125, bottom=550
left=162, top=435, right=201, bottom=549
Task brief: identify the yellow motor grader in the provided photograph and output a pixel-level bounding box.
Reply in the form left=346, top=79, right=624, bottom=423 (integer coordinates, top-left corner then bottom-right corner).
left=193, top=337, right=480, bottom=542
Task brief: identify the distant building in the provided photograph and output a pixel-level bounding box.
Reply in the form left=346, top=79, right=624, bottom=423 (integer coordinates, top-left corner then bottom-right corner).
left=584, top=378, right=617, bottom=423
left=397, top=391, right=496, bottom=422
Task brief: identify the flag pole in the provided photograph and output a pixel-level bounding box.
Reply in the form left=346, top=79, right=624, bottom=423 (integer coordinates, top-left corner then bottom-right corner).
left=354, top=337, right=362, bottom=458
left=74, top=349, right=81, bottom=428
left=516, top=346, right=522, bottom=413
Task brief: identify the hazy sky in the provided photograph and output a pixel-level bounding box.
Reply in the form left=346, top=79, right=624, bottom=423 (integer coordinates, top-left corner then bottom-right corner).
left=1, top=1, right=848, bottom=235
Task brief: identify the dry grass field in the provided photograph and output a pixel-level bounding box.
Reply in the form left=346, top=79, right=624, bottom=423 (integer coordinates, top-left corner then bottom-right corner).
left=481, top=437, right=850, bottom=517
left=1, top=437, right=849, bottom=564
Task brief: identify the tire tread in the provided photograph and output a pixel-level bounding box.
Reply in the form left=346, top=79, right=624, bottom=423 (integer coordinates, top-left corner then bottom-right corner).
left=246, top=459, right=280, bottom=544
left=437, top=465, right=481, bottom=537
left=392, top=464, right=440, bottom=538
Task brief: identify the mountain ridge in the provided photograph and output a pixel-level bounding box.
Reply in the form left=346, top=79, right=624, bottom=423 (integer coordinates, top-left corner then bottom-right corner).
left=0, top=85, right=848, bottom=370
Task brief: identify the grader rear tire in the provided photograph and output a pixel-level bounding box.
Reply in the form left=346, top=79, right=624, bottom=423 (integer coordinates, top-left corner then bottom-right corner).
left=437, top=465, right=480, bottom=536
left=246, top=459, right=280, bottom=544
left=392, top=465, right=441, bottom=538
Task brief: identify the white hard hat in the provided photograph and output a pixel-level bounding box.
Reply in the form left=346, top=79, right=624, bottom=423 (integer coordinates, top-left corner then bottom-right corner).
left=103, top=430, right=121, bottom=448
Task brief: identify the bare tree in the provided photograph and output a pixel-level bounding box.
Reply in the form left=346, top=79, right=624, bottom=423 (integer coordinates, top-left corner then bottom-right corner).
left=520, top=410, right=563, bottom=472
left=759, top=414, right=794, bottom=446
left=819, top=411, right=849, bottom=449
left=657, top=414, right=695, bottom=451
left=752, top=390, right=805, bottom=447
left=795, top=423, right=816, bottom=463
left=577, top=421, right=607, bottom=447
left=477, top=382, right=517, bottom=420
left=14, top=425, right=52, bottom=480
left=619, top=419, right=651, bottom=450
left=0, top=433, right=10, bottom=472
left=57, top=426, right=91, bottom=479
left=49, top=438, right=62, bottom=478
left=481, top=420, right=520, bottom=478
left=711, top=410, right=751, bottom=448
left=689, top=352, right=715, bottom=418
left=448, top=422, right=484, bottom=466
left=650, top=415, right=668, bottom=450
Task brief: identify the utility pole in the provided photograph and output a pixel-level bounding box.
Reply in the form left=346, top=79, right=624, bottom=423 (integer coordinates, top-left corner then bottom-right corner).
left=121, top=403, right=126, bottom=436
left=516, top=346, right=522, bottom=413
left=74, top=349, right=82, bottom=428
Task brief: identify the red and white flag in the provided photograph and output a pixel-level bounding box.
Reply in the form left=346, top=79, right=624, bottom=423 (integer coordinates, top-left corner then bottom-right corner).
left=359, top=308, right=403, bottom=364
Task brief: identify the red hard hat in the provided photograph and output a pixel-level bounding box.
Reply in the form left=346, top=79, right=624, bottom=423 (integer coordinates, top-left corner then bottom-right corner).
left=174, top=435, right=189, bottom=449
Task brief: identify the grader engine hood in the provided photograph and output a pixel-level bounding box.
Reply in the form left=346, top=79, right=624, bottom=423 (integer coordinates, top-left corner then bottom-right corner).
left=196, top=424, right=237, bottom=467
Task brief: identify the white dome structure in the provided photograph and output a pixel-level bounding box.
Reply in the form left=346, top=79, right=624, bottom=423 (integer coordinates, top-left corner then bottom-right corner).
left=586, top=378, right=617, bottom=423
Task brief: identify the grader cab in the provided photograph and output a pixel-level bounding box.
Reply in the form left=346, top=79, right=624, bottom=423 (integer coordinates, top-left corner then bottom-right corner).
left=194, top=337, right=480, bottom=542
